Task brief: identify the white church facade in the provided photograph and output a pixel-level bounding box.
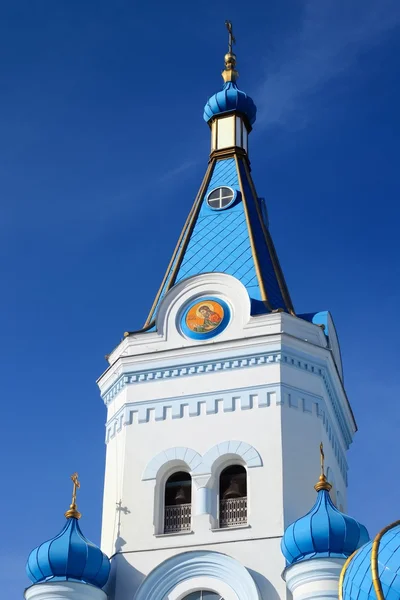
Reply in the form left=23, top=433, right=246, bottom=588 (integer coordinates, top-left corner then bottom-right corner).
left=24, top=23, right=400, bottom=600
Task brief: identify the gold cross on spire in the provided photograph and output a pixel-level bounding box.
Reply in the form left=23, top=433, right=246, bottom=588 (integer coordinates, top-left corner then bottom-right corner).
left=65, top=472, right=82, bottom=519
left=320, top=441, right=325, bottom=476
left=314, top=442, right=332, bottom=492
left=225, top=21, right=236, bottom=54
left=222, top=20, right=239, bottom=83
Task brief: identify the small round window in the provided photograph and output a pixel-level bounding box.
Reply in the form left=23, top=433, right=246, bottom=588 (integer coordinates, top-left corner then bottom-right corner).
left=206, top=186, right=236, bottom=210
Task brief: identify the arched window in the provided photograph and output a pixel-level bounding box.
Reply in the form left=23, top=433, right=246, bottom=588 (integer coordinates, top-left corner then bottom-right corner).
left=219, top=465, right=247, bottom=528
left=183, top=593, right=224, bottom=600
left=164, top=471, right=192, bottom=533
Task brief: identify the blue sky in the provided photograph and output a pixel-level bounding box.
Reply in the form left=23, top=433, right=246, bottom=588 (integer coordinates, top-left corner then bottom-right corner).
left=2, top=0, right=400, bottom=596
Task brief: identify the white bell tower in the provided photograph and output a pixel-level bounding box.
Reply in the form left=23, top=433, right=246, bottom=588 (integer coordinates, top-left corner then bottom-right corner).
left=97, top=23, right=356, bottom=600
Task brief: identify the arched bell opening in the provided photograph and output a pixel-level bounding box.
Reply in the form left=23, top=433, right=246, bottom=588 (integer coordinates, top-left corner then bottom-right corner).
left=182, top=592, right=224, bottom=600
left=164, top=471, right=192, bottom=533
left=219, top=464, right=247, bottom=528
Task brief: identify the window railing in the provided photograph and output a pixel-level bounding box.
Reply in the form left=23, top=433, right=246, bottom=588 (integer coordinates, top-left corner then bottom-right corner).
left=219, top=497, right=247, bottom=528
left=164, top=503, right=192, bottom=533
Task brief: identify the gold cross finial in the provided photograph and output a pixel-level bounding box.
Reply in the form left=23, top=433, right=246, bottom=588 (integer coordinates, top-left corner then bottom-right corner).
left=65, top=472, right=82, bottom=519
left=320, top=442, right=325, bottom=476
left=222, top=21, right=238, bottom=83
left=225, top=21, right=236, bottom=54
left=314, top=442, right=332, bottom=492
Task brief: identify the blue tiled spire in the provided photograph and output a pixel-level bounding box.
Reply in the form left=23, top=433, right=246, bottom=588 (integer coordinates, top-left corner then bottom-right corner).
left=137, top=26, right=294, bottom=332
left=142, top=158, right=294, bottom=328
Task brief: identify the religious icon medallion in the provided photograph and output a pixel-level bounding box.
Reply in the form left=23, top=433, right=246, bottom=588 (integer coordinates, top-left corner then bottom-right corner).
left=180, top=297, right=230, bottom=340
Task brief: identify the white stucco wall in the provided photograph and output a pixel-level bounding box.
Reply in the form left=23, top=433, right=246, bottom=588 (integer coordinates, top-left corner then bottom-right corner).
left=97, top=274, right=356, bottom=600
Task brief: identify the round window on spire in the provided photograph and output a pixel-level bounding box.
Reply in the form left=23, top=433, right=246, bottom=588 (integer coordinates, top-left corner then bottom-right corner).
left=206, top=186, right=236, bottom=210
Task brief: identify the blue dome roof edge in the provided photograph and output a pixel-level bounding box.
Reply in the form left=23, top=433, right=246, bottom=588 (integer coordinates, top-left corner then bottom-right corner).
left=341, top=521, right=400, bottom=600
left=26, top=517, right=110, bottom=589
left=203, top=81, right=257, bottom=125
left=281, top=489, right=369, bottom=567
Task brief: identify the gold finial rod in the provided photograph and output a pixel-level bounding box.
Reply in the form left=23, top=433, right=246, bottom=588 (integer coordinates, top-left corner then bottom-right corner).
left=314, top=442, right=332, bottom=492
left=65, top=472, right=82, bottom=519
left=222, top=21, right=239, bottom=83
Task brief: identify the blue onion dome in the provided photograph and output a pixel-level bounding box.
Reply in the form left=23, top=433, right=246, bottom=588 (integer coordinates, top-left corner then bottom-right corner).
left=26, top=473, right=110, bottom=589
left=203, top=50, right=257, bottom=127
left=281, top=461, right=369, bottom=565
left=340, top=519, right=400, bottom=600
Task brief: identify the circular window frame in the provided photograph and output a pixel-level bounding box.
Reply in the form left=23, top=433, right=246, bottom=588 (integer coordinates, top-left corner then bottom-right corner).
left=206, top=186, right=237, bottom=211
left=180, top=296, right=231, bottom=340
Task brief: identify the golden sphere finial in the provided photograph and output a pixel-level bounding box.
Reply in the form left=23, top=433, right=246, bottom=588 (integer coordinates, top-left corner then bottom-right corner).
left=224, top=52, right=236, bottom=66
left=314, top=473, right=332, bottom=492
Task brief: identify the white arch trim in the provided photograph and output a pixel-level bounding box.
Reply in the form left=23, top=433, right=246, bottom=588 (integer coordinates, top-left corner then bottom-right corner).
left=195, top=441, right=263, bottom=474
left=142, top=447, right=202, bottom=481
left=169, top=577, right=238, bottom=600
left=134, top=551, right=260, bottom=600
left=142, top=442, right=263, bottom=480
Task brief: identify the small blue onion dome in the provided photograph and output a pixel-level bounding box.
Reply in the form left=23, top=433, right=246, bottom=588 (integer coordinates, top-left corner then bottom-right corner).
left=26, top=517, right=110, bottom=588
left=340, top=520, right=400, bottom=600
left=203, top=48, right=257, bottom=127
left=26, top=474, right=110, bottom=589
left=203, top=81, right=257, bottom=126
left=281, top=472, right=369, bottom=566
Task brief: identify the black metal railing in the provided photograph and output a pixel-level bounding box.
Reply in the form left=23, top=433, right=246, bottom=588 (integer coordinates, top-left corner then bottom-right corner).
left=219, top=497, right=247, bottom=528
left=164, top=503, right=192, bottom=533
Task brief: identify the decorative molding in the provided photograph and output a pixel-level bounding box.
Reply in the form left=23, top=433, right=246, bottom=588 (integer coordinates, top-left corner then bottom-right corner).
left=101, top=347, right=352, bottom=449
left=134, top=550, right=261, bottom=600
left=102, top=350, right=283, bottom=405
left=142, top=441, right=263, bottom=482
left=24, top=582, right=107, bottom=600
left=165, top=576, right=238, bottom=600
left=142, top=447, right=202, bottom=481
left=283, top=557, right=345, bottom=600
left=106, top=384, right=348, bottom=483
left=200, top=440, right=263, bottom=473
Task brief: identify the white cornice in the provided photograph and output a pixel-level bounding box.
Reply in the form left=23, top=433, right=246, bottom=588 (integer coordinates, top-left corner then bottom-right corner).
left=100, top=342, right=355, bottom=443
left=104, top=382, right=348, bottom=481
left=101, top=274, right=327, bottom=369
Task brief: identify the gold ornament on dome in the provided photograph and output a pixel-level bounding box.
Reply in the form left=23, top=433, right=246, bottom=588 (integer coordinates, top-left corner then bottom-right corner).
left=65, top=472, right=82, bottom=519
left=222, top=21, right=239, bottom=83
left=314, top=442, right=332, bottom=492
